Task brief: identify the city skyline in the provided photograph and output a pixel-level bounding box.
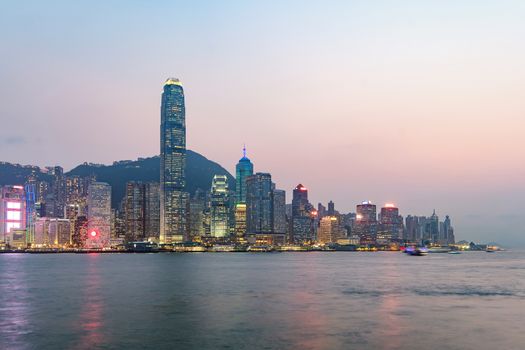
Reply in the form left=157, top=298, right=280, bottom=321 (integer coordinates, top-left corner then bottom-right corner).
left=1, top=1, right=524, bottom=246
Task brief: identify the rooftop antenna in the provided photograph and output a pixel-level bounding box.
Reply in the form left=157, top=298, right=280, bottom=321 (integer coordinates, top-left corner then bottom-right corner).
left=243, top=143, right=247, bottom=158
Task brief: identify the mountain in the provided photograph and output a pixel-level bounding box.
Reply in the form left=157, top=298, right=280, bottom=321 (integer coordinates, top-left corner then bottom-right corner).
left=0, top=150, right=235, bottom=208
left=0, top=162, right=53, bottom=184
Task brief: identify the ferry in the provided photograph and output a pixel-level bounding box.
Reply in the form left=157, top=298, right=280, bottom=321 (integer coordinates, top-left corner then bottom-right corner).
left=428, top=247, right=451, bottom=253
left=247, top=245, right=274, bottom=252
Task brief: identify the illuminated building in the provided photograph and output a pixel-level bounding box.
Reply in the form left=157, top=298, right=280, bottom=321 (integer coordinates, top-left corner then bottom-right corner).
left=72, top=215, right=88, bottom=247
left=144, top=182, right=160, bottom=239
left=210, top=175, right=230, bottom=238
left=160, top=78, right=188, bottom=243
left=246, top=173, right=273, bottom=235
left=291, top=184, right=314, bottom=243
left=8, top=229, right=26, bottom=248
left=87, top=182, right=111, bottom=248
left=124, top=181, right=146, bottom=242
left=354, top=201, right=377, bottom=245
left=318, top=216, right=344, bottom=244
left=34, top=217, right=51, bottom=246
left=272, top=189, right=286, bottom=235
left=234, top=203, right=247, bottom=238
left=48, top=218, right=71, bottom=246
left=235, top=146, right=254, bottom=204
left=33, top=217, right=70, bottom=247
left=377, top=203, right=403, bottom=244
left=24, top=182, right=36, bottom=244
left=0, top=185, right=26, bottom=245
left=188, top=189, right=207, bottom=241
left=121, top=181, right=160, bottom=242
left=44, top=166, right=66, bottom=218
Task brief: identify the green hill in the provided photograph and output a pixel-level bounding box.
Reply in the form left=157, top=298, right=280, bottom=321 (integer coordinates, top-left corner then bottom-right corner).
left=0, top=150, right=235, bottom=208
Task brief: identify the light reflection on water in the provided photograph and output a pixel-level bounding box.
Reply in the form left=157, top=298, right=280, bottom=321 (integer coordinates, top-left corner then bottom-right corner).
left=0, top=251, right=524, bottom=349
left=74, top=253, right=105, bottom=350
left=0, top=254, right=32, bottom=350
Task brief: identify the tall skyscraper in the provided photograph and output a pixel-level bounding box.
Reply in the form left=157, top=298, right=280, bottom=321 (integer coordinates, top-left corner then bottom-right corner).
left=124, top=181, right=146, bottom=242
left=291, top=184, right=314, bottom=243
left=188, top=189, right=207, bottom=241
left=144, top=182, right=160, bottom=239
left=427, top=210, right=439, bottom=243
left=272, top=189, right=287, bottom=234
left=234, top=203, right=247, bottom=239
left=160, top=78, right=188, bottom=243
left=210, top=175, right=230, bottom=238
left=87, top=182, right=111, bottom=248
left=442, top=215, right=455, bottom=244
left=246, top=173, right=273, bottom=234
left=233, top=146, right=254, bottom=240
left=235, top=146, right=254, bottom=204
left=355, top=201, right=377, bottom=245
left=377, top=203, right=403, bottom=244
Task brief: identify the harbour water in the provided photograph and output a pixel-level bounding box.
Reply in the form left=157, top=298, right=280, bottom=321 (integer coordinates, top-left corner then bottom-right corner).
left=1, top=251, right=524, bottom=350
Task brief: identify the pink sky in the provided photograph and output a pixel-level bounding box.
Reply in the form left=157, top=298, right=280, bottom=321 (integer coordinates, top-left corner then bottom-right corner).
left=0, top=1, right=524, bottom=245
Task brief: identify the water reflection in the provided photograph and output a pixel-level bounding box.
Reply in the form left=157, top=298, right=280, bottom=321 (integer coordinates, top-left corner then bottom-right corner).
left=283, top=253, right=329, bottom=350
left=376, top=254, right=404, bottom=349
left=0, top=254, right=32, bottom=350
left=74, top=253, right=105, bottom=349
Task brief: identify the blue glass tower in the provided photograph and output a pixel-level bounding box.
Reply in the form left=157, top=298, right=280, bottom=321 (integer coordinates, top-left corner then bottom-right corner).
left=235, top=146, right=254, bottom=204
left=160, top=78, right=187, bottom=243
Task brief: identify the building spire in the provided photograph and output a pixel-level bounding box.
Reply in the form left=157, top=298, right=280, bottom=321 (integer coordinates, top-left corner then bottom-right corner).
left=243, top=144, right=247, bottom=158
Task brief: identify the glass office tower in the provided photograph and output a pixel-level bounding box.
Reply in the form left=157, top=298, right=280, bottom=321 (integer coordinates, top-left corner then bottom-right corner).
left=160, top=78, right=188, bottom=243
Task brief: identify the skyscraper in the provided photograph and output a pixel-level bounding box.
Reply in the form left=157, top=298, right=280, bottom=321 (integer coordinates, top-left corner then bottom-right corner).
left=160, top=78, right=188, bottom=243
left=272, top=189, right=287, bottom=235
left=442, top=215, right=455, bottom=244
left=235, top=146, right=254, bottom=204
left=355, top=201, right=377, bottom=245
left=188, top=189, right=207, bottom=241
left=377, top=203, right=403, bottom=244
left=124, top=181, right=146, bottom=242
left=144, top=182, right=160, bottom=239
left=318, top=216, right=344, bottom=244
left=87, top=182, right=111, bottom=249
left=210, top=175, right=230, bottom=238
left=246, top=173, right=273, bottom=234
left=234, top=203, right=247, bottom=239
left=233, top=146, right=254, bottom=240
left=291, top=184, right=314, bottom=243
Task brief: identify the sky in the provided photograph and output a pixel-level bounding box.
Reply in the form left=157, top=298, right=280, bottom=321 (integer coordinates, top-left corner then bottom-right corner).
left=1, top=1, right=524, bottom=246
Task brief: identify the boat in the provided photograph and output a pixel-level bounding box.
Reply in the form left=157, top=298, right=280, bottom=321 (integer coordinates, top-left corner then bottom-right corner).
left=405, top=246, right=428, bottom=256
left=428, top=247, right=451, bottom=253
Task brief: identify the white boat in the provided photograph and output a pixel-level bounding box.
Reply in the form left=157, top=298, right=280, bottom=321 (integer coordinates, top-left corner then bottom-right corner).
left=428, top=247, right=451, bottom=253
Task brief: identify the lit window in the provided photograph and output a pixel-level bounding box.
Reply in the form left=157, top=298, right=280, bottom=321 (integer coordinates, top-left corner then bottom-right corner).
left=7, top=202, right=21, bottom=209
left=7, top=211, right=21, bottom=221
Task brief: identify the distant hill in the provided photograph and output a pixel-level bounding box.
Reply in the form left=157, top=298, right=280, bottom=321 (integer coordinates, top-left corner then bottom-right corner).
left=0, top=162, right=53, bottom=184
left=0, top=150, right=235, bottom=208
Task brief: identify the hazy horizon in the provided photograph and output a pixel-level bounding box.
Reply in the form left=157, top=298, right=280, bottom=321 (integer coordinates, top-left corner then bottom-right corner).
left=1, top=1, right=524, bottom=246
